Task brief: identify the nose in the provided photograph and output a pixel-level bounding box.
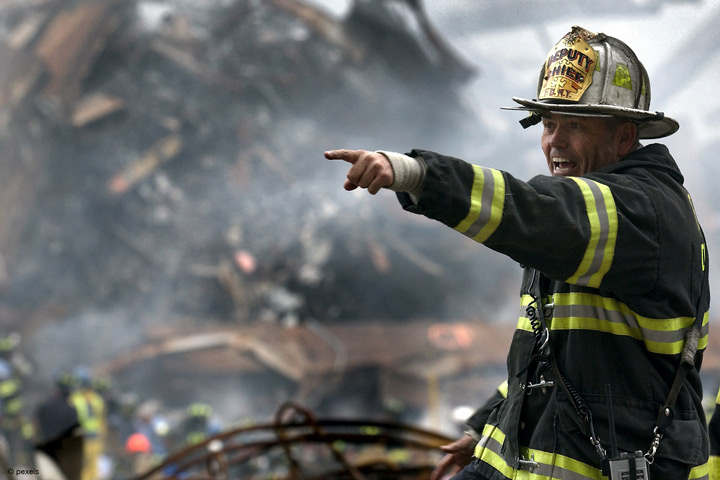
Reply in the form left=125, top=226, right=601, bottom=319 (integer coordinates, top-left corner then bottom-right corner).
left=546, top=126, right=568, bottom=149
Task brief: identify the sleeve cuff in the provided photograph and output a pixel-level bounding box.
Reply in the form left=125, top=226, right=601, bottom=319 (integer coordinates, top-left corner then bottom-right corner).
left=377, top=150, right=426, bottom=196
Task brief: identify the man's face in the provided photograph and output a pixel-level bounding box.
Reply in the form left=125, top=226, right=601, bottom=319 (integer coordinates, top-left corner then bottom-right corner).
left=541, top=113, right=624, bottom=177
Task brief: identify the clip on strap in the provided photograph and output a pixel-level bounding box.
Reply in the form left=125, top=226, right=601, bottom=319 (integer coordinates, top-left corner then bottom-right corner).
left=519, top=112, right=542, bottom=129
left=653, top=261, right=707, bottom=442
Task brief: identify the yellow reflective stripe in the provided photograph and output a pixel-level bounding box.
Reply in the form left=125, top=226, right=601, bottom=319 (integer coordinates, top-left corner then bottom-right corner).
left=454, top=166, right=505, bottom=243
left=478, top=447, right=514, bottom=479
left=4, top=397, right=22, bottom=414
left=516, top=293, right=709, bottom=355
left=519, top=446, right=604, bottom=479
left=688, top=193, right=701, bottom=232
left=474, top=425, right=607, bottom=479
left=187, top=432, right=207, bottom=445
left=691, top=461, right=710, bottom=480
left=708, top=456, right=720, bottom=480
left=474, top=425, right=513, bottom=478
left=70, top=392, right=102, bottom=434
left=497, top=379, right=508, bottom=398
left=715, top=387, right=720, bottom=405
left=700, top=310, right=710, bottom=350
left=22, top=421, right=35, bottom=439
left=566, top=178, right=617, bottom=288
left=473, top=423, right=504, bottom=458
left=0, top=379, right=19, bottom=397
left=71, top=395, right=90, bottom=424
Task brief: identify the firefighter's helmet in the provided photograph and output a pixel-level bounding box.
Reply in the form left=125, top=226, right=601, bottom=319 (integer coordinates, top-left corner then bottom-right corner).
left=54, top=369, right=78, bottom=395
left=73, top=364, right=92, bottom=387
left=125, top=432, right=152, bottom=454
left=504, top=26, right=678, bottom=139
left=0, top=333, right=19, bottom=356
left=187, top=402, right=212, bottom=418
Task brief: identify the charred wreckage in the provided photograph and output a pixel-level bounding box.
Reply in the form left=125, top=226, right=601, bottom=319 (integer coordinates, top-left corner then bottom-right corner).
left=0, top=0, right=521, bottom=478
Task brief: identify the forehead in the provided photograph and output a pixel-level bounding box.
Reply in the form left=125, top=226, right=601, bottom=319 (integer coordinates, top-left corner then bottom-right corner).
left=540, top=112, right=615, bottom=128
left=540, top=112, right=609, bottom=121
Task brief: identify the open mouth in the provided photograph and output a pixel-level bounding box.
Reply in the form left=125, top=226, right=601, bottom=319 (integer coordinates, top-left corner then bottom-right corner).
left=553, top=158, right=578, bottom=175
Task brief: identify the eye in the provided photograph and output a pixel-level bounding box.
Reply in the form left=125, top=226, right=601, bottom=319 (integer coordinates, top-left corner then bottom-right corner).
left=542, top=120, right=555, bottom=131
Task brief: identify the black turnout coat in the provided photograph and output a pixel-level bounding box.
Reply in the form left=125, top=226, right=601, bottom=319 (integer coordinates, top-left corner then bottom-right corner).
left=398, top=144, right=710, bottom=480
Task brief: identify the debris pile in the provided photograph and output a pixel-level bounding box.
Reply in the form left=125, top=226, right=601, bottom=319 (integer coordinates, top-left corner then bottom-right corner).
left=0, top=0, right=518, bottom=425
left=135, top=402, right=456, bottom=480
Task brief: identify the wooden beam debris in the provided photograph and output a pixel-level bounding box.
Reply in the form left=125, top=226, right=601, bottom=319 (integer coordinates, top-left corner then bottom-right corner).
left=148, top=39, right=249, bottom=95
left=33, top=0, right=127, bottom=106
left=107, top=134, right=183, bottom=195
left=0, top=44, right=46, bottom=113
left=268, top=0, right=366, bottom=63
left=70, top=91, right=124, bottom=127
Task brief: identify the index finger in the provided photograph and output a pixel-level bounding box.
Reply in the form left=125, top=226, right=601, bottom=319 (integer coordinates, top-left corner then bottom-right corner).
left=324, top=149, right=362, bottom=163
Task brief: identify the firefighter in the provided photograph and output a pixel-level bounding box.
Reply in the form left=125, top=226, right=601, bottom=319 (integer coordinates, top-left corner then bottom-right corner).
left=326, top=26, right=709, bottom=480
left=34, top=371, right=83, bottom=480
left=124, top=432, right=154, bottom=476
left=708, top=385, right=720, bottom=480
left=179, top=403, right=220, bottom=447
left=0, top=333, right=33, bottom=466
left=69, top=366, right=107, bottom=480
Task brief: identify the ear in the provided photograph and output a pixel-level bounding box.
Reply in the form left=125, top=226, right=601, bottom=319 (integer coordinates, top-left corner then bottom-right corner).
left=616, top=121, right=638, bottom=158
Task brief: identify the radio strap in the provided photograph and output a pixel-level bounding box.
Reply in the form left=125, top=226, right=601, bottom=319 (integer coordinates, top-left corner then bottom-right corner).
left=525, top=262, right=707, bottom=464
left=647, top=256, right=707, bottom=463
left=525, top=268, right=606, bottom=460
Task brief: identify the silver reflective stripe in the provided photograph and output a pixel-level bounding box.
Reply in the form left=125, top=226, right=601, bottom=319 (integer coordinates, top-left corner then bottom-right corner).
left=516, top=293, right=707, bottom=356
left=552, top=303, right=687, bottom=345
left=454, top=166, right=504, bottom=243
left=464, top=167, right=496, bottom=238
left=574, top=179, right=611, bottom=286
left=566, top=178, right=618, bottom=288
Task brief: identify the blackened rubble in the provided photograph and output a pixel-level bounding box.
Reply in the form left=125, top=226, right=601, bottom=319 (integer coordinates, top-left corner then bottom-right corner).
left=0, top=0, right=517, bottom=421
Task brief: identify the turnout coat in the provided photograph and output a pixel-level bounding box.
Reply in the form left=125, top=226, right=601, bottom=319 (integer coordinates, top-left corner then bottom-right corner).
left=397, top=144, right=710, bottom=479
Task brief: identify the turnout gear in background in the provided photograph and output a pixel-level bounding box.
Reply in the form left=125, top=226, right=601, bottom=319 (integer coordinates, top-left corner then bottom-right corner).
left=181, top=403, right=218, bottom=447
left=0, top=333, right=33, bottom=466
left=34, top=371, right=84, bottom=480
left=325, top=24, right=710, bottom=480
left=708, top=386, right=720, bottom=479
left=69, top=366, right=107, bottom=480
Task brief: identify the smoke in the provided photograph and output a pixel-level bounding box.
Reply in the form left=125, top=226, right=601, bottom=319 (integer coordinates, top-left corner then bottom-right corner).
left=0, top=0, right=520, bottom=429
left=12, top=0, right=719, bottom=434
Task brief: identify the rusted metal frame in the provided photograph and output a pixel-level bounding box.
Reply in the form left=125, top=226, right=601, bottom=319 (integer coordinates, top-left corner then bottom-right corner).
left=274, top=402, right=366, bottom=480
left=140, top=430, right=446, bottom=479
left=136, top=411, right=453, bottom=479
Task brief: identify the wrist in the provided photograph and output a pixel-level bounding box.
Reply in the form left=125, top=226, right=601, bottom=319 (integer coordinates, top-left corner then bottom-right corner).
left=377, top=150, right=426, bottom=195
left=463, top=429, right=481, bottom=442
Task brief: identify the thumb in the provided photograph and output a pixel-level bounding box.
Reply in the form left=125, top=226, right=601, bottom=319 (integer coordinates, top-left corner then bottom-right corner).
left=440, top=444, right=459, bottom=454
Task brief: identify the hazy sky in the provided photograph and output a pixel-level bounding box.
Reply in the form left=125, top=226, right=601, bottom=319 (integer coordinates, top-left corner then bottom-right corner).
left=305, top=0, right=720, bottom=149
left=303, top=0, right=720, bottom=289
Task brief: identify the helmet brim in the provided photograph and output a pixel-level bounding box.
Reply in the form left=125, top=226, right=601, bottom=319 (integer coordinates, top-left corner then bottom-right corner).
left=503, top=96, right=679, bottom=139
